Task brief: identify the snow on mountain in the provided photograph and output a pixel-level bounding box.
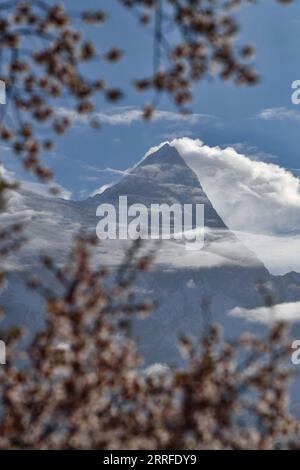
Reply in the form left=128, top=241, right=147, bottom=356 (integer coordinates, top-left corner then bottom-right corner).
left=82, top=143, right=267, bottom=271
left=1, top=142, right=300, bottom=376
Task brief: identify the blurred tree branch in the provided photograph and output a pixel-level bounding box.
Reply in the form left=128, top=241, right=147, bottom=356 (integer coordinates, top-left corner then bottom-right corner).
left=0, top=236, right=299, bottom=450
left=0, top=0, right=293, bottom=184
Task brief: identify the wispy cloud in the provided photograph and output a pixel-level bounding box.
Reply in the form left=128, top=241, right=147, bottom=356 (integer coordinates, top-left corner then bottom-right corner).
left=56, top=106, right=215, bottom=126
left=259, top=107, right=300, bottom=121
left=0, top=165, right=72, bottom=200
left=87, top=166, right=128, bottom=176
left=230, top=300, right=300, bottom=324
left=224, top=142, right=278, bottom=162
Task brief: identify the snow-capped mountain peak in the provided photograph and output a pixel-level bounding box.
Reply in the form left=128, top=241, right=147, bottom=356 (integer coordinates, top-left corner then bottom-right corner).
left=139, top=142, right=186, bottom=167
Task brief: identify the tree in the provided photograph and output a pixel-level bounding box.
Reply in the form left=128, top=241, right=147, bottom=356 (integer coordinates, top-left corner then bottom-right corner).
left=0, top=237, right=299, bottom=450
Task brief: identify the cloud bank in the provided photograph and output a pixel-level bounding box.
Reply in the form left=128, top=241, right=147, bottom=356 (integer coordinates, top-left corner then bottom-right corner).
left=147, top=138, right=300, bottom=274
left=230, top=301, right=300, bottom=324
left=167, top=138, right=300, bottom=237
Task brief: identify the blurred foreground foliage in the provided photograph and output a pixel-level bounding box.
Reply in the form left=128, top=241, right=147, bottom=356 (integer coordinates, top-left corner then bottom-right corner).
left=0, top=237, right=299, bottom=450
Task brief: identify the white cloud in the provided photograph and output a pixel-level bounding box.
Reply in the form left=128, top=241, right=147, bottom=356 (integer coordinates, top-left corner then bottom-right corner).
left=144, top=363, right=170, bottom=376
left=166, top=138, right=300, bottom=237
left=235, top=231, right=300, bottom=274
left=259, top=107, right=300, bottom=121
left=230, top=301, right=300, bottom=324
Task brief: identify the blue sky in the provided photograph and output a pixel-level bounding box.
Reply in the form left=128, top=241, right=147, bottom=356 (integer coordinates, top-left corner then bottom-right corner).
left=2, top=0, right=300, bottom=200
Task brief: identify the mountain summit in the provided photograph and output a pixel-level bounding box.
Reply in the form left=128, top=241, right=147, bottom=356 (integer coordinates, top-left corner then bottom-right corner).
left=92, top=143, right=227, bottom=231
left=139, top=142, right=188, bottom=167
